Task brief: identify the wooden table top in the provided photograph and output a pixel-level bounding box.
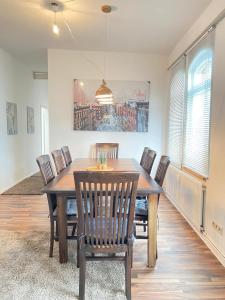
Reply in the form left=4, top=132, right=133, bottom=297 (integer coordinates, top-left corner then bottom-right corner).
left=42, top=158, right=163, bottom=196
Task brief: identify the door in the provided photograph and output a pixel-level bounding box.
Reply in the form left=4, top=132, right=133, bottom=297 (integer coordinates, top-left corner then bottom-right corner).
left=41, top=106, right=49, bottom=155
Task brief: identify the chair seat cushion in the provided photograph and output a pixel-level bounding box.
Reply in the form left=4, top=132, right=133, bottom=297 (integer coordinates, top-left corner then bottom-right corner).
left=53, top=198, right=77, bottom=216
left=135, top=198, right=148, bottom=217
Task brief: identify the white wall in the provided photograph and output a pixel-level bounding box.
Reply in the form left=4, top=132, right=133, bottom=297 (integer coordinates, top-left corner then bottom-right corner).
left=205, top=17, right=225, bottom=257
left=169, top=0, right=225, bottom=65
left=48, top=49, right=168, bottom=164
left=0, top=48, right=48, bottom=192
left=166, top=1, right=225, bottom=263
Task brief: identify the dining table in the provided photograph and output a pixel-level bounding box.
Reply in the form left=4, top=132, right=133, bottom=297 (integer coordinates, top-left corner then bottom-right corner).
left=42, top=158, right=163, bottom=268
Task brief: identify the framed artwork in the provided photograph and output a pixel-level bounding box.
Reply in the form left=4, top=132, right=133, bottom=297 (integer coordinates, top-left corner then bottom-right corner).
left=27, top=106, right=35, bottom=134
left=73, top=79, right=150, bottom=132
left=6, top=102, right=18, bottom=135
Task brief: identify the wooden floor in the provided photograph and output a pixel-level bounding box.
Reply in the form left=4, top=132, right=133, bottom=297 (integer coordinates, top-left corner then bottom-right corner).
left=1, top=194, right=225, bottom=299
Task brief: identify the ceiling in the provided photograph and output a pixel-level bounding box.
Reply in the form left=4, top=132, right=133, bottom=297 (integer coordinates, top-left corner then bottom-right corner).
left=0, top=0, right=211, bottom=71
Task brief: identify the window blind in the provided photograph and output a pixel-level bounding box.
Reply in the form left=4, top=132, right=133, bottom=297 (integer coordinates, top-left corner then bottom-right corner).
left=183, top=31, right=214, bottom=177
left=167, top=57, right=186, bottom=168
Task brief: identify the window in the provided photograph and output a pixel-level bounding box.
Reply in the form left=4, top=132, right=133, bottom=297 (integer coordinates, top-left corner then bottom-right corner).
left=183, top=48, right=213, bottom=177
left=167, top=30, right=214, bottom=178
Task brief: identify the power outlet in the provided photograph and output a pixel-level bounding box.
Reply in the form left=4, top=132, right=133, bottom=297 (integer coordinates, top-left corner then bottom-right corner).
left=212, top=221, right=223, bottom=235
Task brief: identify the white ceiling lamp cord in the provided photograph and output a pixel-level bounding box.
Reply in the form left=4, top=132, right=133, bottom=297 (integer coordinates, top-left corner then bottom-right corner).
left=61, top=11, right=104, bottom=77
left=103, top=11, right=108, bottom=80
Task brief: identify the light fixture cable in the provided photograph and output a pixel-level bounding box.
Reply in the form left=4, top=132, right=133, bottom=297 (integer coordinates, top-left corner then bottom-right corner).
left=95, top=4, right=113, bottom=105
left=61, top=11, right=104, bottom=77
left=59, top=4, right=113, bottom=105
left=103, top=11, right=108, bottom=80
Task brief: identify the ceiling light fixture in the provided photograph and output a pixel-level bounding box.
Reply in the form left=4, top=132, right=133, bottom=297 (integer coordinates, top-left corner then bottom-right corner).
left=95, top=79, right=113, bottom=104
left=47, top=1, right=114, bottom=104
left=95, top=5, right=113, bottom=105
left=52, top=17, right=60, bottom=35
left=51, top=2, right=60, bottom=35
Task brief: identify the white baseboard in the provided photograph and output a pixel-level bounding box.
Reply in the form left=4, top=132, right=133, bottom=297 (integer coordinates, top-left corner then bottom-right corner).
left=166, top=192, right=225, bottom=267
left=201, top=232, right=225, bottom=266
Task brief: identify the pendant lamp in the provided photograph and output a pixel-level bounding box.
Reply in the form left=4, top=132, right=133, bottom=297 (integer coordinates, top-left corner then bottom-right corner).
left=95, top=5, right=113, bottom=105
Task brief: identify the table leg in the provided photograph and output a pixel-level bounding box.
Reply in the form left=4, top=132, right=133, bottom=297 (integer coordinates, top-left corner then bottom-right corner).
left=148, top=193, right=158, bottom=268
left=57, top=194, right=68, bottom=263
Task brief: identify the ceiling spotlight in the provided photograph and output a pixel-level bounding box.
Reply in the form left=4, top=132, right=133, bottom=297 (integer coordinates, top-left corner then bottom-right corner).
left=53, top=20, right=60, bottom=35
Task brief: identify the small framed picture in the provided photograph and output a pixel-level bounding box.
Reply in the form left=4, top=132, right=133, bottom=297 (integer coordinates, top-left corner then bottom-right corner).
left=27, top=106, right=35, bottom=134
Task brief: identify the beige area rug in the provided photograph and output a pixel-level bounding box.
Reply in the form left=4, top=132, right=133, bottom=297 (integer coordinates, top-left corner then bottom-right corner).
left=2, top=172, right=44, bottom=195
left=0, top=231, right=126, bottom=300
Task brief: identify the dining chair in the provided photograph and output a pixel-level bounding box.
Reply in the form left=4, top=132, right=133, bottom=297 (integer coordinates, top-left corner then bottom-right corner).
left=141, top=148, right=157, bottom=175
left=96, top=143, right=119, bottom=159
left=140, top=147, right=149, bottom=166
left=61, top=145, right=72, bottom=166
left=137, top=147, right=157, bottom=232
left=36, top=154, right=77, bottom=257
left=135, top=155, right=170, bottom=239
left=52, top=149, right=67, bottom=174
left=74, top=171, right=139, bottom=300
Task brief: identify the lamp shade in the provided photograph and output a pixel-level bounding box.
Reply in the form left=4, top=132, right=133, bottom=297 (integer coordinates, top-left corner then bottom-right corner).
left=95, top=80, right=113, bottom=105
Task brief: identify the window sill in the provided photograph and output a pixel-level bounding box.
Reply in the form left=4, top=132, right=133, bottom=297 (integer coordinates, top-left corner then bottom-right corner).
left=181, top=166, right=208, bottom=183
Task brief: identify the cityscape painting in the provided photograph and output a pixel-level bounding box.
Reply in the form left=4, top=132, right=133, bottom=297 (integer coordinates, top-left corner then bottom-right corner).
left=73, top=79, right=150, bottom=132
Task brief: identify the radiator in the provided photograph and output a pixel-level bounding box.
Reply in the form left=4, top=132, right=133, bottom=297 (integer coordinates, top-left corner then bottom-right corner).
left=165, top=165, right=206, bottom=231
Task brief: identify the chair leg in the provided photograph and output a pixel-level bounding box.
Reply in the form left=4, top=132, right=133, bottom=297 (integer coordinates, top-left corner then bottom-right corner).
left=79, top=251, right=86, bottom=300
left=49, top=220, right=54, bottom=257
left=77, top=239, right=80, bottom=268
left=130, top=246, right=133, bottom=269
left=56, top=221, right=59, bottom=238
left=133, top=223, right=136, bottom=238
left=125, top=250, right=132, bottom=300
left=143, top=220, right=147, bottom=232
left=72, top=223, right=76, bottom=237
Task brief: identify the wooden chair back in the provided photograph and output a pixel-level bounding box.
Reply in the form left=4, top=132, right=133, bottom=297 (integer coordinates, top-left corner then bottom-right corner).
left=52, top=149, right=66, bottom=174
left=96, top=143, right=119, bottom=159
left=140, top=147, right=149, bottom=166
left=36, top=155, right=56, bottom=215
left=36, top=155, right=55, bottom=185
left=141, top=149, right=157, bottom=175
left=74, top=171, right=139, bottom=248
left=154, top=155, right=170, bottom=187
left=61, top=146, right=72, bottom=166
